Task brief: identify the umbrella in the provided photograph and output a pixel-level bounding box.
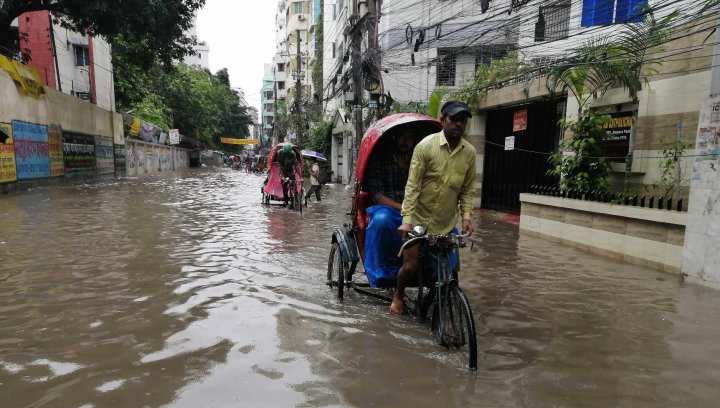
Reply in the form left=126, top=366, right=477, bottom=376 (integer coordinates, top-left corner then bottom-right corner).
left=301, top=150, right=327, bottom=162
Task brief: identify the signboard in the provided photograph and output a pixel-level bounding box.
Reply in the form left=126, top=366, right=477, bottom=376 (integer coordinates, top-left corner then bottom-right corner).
left=63, top=131, right=97, bottom=174
left=169, top=129, right=180, bottom=145
left=505, top=136, right=515, bottom=151
left=12, top=121, right=49, bottom=179
left=48, top=124, right=64, bottom=177
left=220, top=137, right=259, bottom=145
left=513, top=109, right=528, bottom=132
left=0, top=123, right=17, bottom=183
left=95, top=136, right=114, bottom=175
left=601, top=112, right=633, bottom=159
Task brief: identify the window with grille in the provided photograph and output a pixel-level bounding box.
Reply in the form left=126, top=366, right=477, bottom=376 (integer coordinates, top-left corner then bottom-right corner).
left=535, top=2, right=571, bottom=42
left=292, top=1, right=304, bottom=14
left=436, top=50, right=456, bottom=87
left=278, top=81, right=285, bottom=90
left=265, top=91, right=274, bottom=99
left=74, top=45, right=90, bottom=66
left=278, top=63, right=285, bottom=72
left=265, top=103, right=274, bottom=112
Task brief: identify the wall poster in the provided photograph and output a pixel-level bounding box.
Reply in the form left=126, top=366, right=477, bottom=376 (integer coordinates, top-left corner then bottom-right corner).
left=12, top=120, right=49, bottom=179
left=95, top=136, right=114, bottom=175
left=0, top=123, right=17, bottom=183
left=63, top=131, right=97, bottom=174
left=48, top=124, right=65, bottom=177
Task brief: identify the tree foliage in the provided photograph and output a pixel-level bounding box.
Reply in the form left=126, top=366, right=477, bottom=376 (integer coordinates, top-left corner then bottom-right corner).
left=549, top=111, right=612, bottom=192
left=0, top=0, right=204, bottom=63
left=114, top=45, right=251, bottom=148
left=453, top=51, right=535, bottom=109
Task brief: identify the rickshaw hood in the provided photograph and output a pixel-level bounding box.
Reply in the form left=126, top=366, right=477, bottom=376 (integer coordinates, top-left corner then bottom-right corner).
left=356, top=113, right=442, bottom=184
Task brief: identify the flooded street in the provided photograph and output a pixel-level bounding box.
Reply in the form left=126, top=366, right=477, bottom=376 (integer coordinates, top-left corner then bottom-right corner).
left=1, top=168, right=719, bottom=407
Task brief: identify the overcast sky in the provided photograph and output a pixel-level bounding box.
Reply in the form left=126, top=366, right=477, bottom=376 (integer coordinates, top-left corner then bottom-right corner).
left=197, top=0, right=277, bottom=111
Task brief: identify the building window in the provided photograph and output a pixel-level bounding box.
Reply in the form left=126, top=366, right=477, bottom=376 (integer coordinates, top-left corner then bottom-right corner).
left=331, top=4, right=337, bottom=20
left=332, top=42, right=336, bottom=58
left=265, top=103, right=274, bottom=112
left=436, top=50, right=456, bottom=87
left=278, top=81, right=285, bottom=90
left=277, top=63, right=285, bottom=72
left=535, top=1, right=571, bottom=42
left=292, top=1, right=304, bottom=14
left=265, top=91, right=274, bottom=100
left=74, top=45, right=90, bottom=66
left=299, top=30, right=308, bottom=43
left=266, top=116, right=274, bottom=125
left=581, top=0, right=647, bottom=27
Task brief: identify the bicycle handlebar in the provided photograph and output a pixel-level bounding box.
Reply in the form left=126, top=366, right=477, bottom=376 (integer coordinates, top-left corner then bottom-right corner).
left=396, top=231, right=471, bottom=258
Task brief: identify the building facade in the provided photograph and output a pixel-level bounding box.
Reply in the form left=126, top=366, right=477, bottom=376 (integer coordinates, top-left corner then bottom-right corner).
left=183, top=15, right=211, bottom=70
left=16, top=11, right=115, bottom=112
left=261, top=63, right=276, bottom=147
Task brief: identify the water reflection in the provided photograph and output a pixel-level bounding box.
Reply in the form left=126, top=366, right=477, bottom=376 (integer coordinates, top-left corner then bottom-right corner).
left=0, top=169, right=719, bottom=407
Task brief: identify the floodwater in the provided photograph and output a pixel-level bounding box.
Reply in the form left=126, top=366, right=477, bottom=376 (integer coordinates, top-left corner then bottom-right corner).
left=1, top=169, right=719, bottom=408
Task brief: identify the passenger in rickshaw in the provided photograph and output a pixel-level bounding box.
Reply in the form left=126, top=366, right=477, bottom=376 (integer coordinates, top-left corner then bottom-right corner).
left=391, top=101, right=477, bottom=315
left=363, top=124, right=417, bottom=288
left=276, top=142, right=299, bottom=207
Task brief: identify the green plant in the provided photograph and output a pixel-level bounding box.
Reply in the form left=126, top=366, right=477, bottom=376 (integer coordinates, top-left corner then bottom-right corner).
left=650, top=138, right=690, bottom=198
left=549, top=110, right=612, bottom=192
left=427, top=88, right=448, bottom=118
left=453, top=51, right=534, bottom=109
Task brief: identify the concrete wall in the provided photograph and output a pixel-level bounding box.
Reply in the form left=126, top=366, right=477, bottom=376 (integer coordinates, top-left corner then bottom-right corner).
left=0, top=69, right=189, bottom=192
left=520, top=194, right=686, bottom=273
left=125, top=140, right=189, bottom=177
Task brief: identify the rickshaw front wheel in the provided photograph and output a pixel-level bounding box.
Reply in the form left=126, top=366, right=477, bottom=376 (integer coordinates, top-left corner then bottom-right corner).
left=327, top=243, right=345, bottom=300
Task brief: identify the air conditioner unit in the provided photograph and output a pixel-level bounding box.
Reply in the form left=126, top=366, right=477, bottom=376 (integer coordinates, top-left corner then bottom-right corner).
left=298, top=15, right=306, bottom=21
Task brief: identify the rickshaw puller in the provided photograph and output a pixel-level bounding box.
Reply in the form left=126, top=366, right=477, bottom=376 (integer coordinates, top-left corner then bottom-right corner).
left=392, top=101, right=477, bottom=315
left=277, top=143, right=299, bottom=207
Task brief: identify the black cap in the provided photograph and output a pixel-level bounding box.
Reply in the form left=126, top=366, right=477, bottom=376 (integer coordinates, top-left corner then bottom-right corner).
left=441, top=100, right=472, bottom=118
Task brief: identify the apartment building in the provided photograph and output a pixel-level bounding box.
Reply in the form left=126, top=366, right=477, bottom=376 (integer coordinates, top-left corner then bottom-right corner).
left=16, top=11, right=115, bottom=111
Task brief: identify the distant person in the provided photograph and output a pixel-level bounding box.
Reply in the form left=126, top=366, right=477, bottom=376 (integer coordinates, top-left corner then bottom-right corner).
left=276, top=143, right=299, bottom=207
left=305, top=157, right=322, bottom=202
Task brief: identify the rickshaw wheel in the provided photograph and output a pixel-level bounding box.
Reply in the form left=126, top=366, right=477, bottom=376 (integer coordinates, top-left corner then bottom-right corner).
left=430, top=284, right=478, bottom=371
left=327, top=243, right=345, bottom=300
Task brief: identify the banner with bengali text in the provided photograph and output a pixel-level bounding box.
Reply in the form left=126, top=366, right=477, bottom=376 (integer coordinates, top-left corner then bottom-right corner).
left=48, top=124, right=65, bottom=177
left=220, top=137, right=259, bottom=145
left=95, top=136, right=114, bottom=175
left=0, top=123, right=17, bottom=183
left=12, top=121, right=49, bottom=179
left=63, top=131, right=97, bottom=174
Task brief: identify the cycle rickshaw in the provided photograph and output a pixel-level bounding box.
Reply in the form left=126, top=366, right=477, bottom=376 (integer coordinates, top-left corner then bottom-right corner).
left=262, top=143, right=304, bottom=212
left=326, top=113, right=478, bottom=370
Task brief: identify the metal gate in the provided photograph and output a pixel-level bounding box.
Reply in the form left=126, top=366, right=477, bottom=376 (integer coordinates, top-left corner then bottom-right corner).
left=481, top=99, right=565, bottom=213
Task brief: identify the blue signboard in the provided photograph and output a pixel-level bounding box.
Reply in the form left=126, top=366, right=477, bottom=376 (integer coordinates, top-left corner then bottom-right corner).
left=12, top=121, right=50, bottom=179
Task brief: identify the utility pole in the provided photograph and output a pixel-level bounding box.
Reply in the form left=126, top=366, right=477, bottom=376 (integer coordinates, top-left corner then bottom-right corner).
left=366, top=0, right=383, bottom=122
left=295, top=29, right=303, bottom=145
left=350, top=11, right=364, bottom=165
left=273, top=65, right=280, bottom=144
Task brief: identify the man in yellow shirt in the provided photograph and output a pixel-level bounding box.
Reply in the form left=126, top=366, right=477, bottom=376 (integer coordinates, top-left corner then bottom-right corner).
left=391, top=101, right=477, bottom=315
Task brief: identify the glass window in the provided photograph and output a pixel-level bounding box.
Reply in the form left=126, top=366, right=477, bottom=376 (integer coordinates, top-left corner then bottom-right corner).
left=278, top=81, right=286, bottom=90
left=278, top=63, right=285, bottom=72
left=292, top=1, right=304, bottom=14
left=74, top=45, right=90, bottom=66
left=331, top=4, right=337, bottom=20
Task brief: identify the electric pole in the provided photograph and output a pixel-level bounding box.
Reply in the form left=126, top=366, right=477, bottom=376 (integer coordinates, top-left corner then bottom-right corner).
left=350, top=12, right=364, bottom=164
left=295, top=29, right=303, bottom=145
left=366, top=0, right=383, bottom=122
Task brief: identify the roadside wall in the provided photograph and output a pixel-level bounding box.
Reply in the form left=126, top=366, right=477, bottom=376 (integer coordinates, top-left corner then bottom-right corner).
left=0, top=69, right=189, bottom=193
left=520, top=194, right=686, bottom=273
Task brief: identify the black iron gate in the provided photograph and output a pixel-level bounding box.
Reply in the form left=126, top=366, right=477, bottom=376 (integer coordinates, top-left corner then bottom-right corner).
left=481, top=99, right=565, bottom=213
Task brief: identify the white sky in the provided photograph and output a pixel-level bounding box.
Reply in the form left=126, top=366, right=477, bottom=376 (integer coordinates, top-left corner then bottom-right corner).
left=197, top=0, right=277, bottom=111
